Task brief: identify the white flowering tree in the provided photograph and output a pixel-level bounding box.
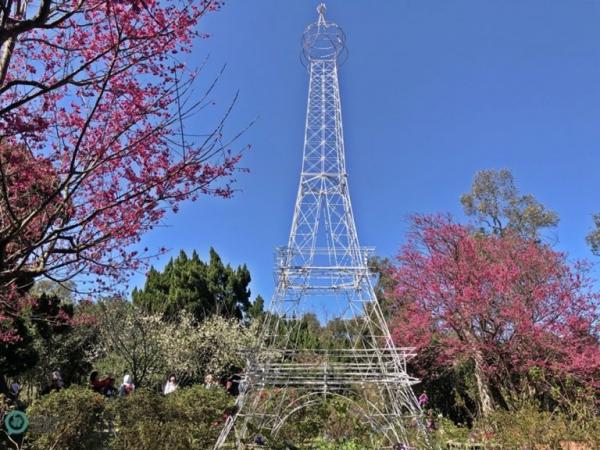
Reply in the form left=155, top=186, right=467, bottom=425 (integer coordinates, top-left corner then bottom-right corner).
left=94, top=299, right=257, bottom=387
left=160, top=313, right=258, bottom=384
left=96, top=299, right=166, bottom=386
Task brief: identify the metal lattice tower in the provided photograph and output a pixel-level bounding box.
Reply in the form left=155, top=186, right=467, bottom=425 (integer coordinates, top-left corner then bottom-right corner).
left=215, top=4, right=432, bottom=449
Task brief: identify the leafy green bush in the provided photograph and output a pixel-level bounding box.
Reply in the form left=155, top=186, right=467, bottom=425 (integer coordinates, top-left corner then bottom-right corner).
left=471, top=404, right=600, bottom=449
left=430, top=415, right=470, bottom=446
left=263, top=395, right=386, bottom=449
left=107, top=385, right=232, bottom=450
left=312, top=437, right=371, bottom=450
left=26, top=386, right=106, bottom=450
left=24, top=384, right=233, bottom=450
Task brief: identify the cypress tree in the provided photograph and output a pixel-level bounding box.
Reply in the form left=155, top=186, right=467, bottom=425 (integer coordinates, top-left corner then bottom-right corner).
left=132, top=248, right=252, bottom=322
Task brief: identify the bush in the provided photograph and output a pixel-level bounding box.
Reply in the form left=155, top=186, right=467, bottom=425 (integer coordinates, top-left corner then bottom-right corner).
left=473, top=404, right=600, bottom=449
left=312, top=438, right=371, bottom=450
left=26, top=386, right=106, bottom=450
left=431, top=415, right=470, bottom=446
left=265, top=395, right=387, bottom=449
left=23, top=384, right=233, bottom=450
left=107, top=385, right=232, bottom=450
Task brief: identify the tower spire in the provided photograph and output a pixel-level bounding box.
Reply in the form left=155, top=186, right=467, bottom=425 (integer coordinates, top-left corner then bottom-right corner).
left=214, top=6, right=434, bottom=449
left=317, top=3, right=327, bottom=25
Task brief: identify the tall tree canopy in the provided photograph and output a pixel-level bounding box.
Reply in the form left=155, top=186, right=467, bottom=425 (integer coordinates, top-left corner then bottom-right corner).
left=0, top=0, right=244, bottom=342
left=586, top=215, right=600, bottom=256
left=132, top=248, right=252, bottom=322
left=461, top=169, right=558, bottom=239
left=0, top=290, right=79, bottom=377
left=390, top=215, right=600, bottom=419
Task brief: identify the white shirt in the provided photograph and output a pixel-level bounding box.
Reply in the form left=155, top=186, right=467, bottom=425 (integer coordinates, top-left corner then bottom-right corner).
left=163, top=381, right=177, bottom=394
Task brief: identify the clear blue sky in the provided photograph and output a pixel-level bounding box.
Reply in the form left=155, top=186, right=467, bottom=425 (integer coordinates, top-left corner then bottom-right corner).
left=127, top=0, right=600, bottom=301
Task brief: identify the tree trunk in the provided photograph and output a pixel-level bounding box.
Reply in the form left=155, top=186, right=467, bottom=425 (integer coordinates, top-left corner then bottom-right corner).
left=473, top=350, right=494, bottom=417
left=0, top=37, right=16, bottom=86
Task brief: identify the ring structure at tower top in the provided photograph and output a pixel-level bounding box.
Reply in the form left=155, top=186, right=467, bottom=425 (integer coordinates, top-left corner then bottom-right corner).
left=302, top=3, right=348, bottom=64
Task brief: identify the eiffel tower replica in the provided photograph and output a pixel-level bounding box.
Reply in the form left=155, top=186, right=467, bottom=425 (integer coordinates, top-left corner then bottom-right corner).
left=215, top=4, right=432, bottom=449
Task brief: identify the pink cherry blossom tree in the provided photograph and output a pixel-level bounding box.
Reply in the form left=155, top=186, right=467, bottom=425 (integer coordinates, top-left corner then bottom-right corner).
left=0, top=0, right=245, bottom=341
left=390, top=215, right=600, bottom=417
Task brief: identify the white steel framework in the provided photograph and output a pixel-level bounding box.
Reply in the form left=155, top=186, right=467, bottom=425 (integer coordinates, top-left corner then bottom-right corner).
left=215, top=4, right=433, bottom=449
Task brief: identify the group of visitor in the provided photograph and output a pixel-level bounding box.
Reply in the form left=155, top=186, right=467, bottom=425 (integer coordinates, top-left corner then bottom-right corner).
left=87, top=371, right=184, bottom=397
left=2, top=367, right=242, bottom=404
left=3, top=370, right=67, bottom=401
left=89, top=371, right=138, bottom=397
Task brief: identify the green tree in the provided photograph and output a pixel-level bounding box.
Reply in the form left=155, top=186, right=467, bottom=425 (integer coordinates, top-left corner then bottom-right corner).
left=461, top=169, right=558, bottom=239
left=322, top=317, right=357, bottom=350
left=586, top=215, right=600, bottom=256
left=21, top=298, right=97, bottom=392
left=132, top=249, right=253, bottom=322
left=0, top=291, right=88, bottom=396
left=93, top=299, right=257, bottom=387
left=95, top=298, right=166, bottom=387
left=30, top=280, right=76, bottom=302
left=296, top=313, right=322, bottom=349
left=247, top=294, right=265, bottom=323
left=369, top=256, right=396, bottom=315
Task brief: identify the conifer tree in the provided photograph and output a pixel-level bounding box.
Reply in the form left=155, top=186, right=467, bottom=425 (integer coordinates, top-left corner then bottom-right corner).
left=132, top=248, right=252, bottom=322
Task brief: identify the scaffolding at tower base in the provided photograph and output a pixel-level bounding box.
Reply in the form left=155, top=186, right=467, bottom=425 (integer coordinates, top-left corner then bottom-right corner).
left=245, top=348, right=419, bottom=388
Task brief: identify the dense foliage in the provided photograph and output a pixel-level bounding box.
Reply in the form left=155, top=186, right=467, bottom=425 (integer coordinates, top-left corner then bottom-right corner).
left=25, top=385, right=232, bottom=450
left=133, top=249, right=252, bottom=321
left=108, top=386, right=232, bottom=450
left=0, top=0, right=244, bottom=349
left=390, top=214, right=600, bottom=419
left=26, top=386, right=106, bottom=450
left=278, top=401, right=378, bottom=448
left=93, top=297, right=257, bottom=387
left=460, top=169, right=559, bottom=239
left=0, top=290, right=94, bottom=385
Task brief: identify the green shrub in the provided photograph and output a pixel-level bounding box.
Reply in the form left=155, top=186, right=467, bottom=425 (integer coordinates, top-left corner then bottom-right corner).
left=23, top=384, right=232, bottom=450
left=26, top=386, right=107, bottom=450
left=264, top=395, right=387, bottom=449
left=431, top=415, right=470, bottom=446
left=312, top=437, right=370, bottom=450
left=107, top=385, right=232, bottom=450
left=473, top=404, right=600, bottom=448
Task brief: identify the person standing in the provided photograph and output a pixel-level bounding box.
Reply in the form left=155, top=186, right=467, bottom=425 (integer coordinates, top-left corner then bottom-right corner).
left=118, top=374, right=135, bottom=397
left=90, top=371, right=116, bottom=396
left=51, top=371, right=64, bottom=391
left=163, top=374, right=178, bottom=395
left=204, top=374, right=216, bottom=389
left=225, top=372, right=241, bottom=397
left=10, top=380, right=20, bottom=398
left=41, top=370, right=65, bottom=395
